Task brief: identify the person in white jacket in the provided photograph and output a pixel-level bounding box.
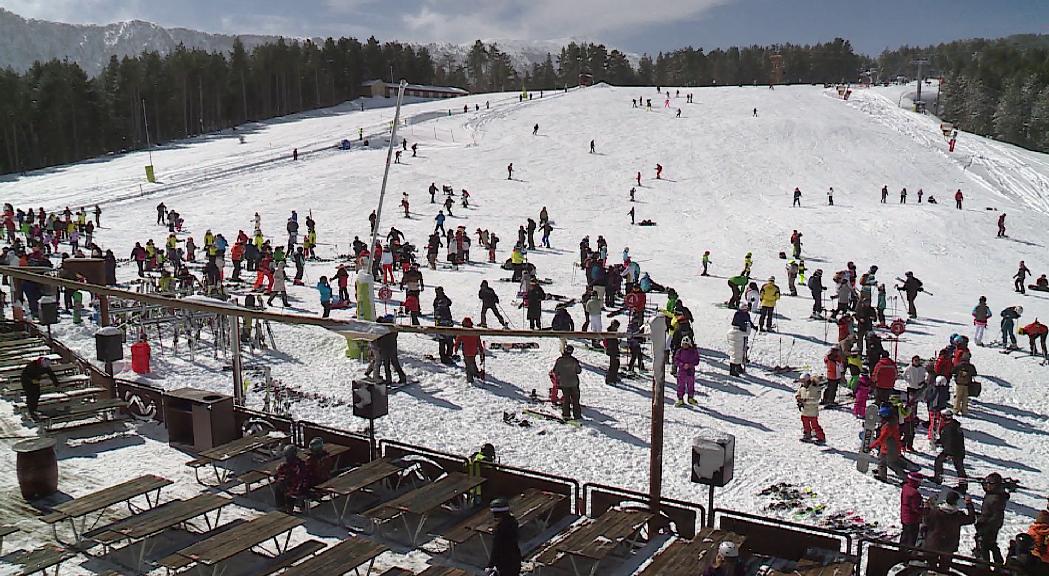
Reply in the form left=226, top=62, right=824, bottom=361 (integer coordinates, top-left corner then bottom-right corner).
left=795, top=373, right=826, bottom=444
left=585, top=292, right=603, bottom=345
left=267, top=263, right=290, bottom=307
left=902, top=355, right=927, bottom=394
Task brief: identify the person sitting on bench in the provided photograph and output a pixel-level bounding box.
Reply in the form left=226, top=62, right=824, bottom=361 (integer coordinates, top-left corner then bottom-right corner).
left=305, top=437, right=335, bottom=487
left=274, top=445, right=309, bottom=512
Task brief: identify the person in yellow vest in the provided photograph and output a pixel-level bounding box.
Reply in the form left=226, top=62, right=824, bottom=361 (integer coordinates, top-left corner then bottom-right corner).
left=253, top=231, right=265, bottom=250
left=304, top=229, right=317, bottom=259
left=157, top=269, right=174, bottom=293
left=758, top=276, right=781, bottom=332
left=510, top=245, right=525, bottom=281
left=204, top=229, right=215, bottom=248
left=466, top=443, right=495, bottom=505
left=76, top=210, right=86, bottom=228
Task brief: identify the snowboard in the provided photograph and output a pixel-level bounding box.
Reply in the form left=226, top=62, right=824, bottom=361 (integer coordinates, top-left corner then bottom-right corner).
left=1028, top=285, right=1049, bottom=292
left=523, top=408, right=566, bottom=424
left=856, top=404, right=880, bottom=473
left=554, top=298, right=578, bottom=310
left=488, top=342, right=540, bottom=351
left=500, top=277, right=553, bottom=285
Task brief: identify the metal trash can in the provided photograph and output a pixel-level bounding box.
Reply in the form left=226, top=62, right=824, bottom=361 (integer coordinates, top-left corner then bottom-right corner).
left=14, top=437, right=58, bottom=500
left=39, top=296, right=58, bottom=325
left=95, top=326, right=124, bottom=361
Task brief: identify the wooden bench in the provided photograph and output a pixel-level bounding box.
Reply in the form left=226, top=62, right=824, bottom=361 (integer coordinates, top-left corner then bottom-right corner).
left=444, top=488, right=566, bottom=561
left=159, top=511, right=303, bottom=574
left=15, top=387, right=105, bottom=411
left=533, top=508, right=653, bottom=576
left=0, top=524, right=17, bottom=552
left=636, top=527, right=745, bottom=576
left=8, top=544, right=75, bottom=576
left=257, top=539, right=327, bottom=576
left=3, top=374, right=92, bottom=397
left=280, top=536, right=388, bottom=576
left=378, top=568, right=414, bottom=576
left=418, top=567, right=470, bottom=576
left=39, top=397, right=127, bottom=431
left=188, top=432, right=285, bottom=485
left=41, top=474, right=171, bottom=545
left=771, top=561, right=857, bottom=576
left=365, top=472, right=485, bottom=546
left=316, top=457, right=405, bottom=525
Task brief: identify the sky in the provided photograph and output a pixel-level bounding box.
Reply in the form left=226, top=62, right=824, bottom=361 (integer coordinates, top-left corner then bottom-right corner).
left=3, top=0, right=1049, bottom=55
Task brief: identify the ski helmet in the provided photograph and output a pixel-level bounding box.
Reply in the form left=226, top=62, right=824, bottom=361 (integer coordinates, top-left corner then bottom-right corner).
left=718, top=541, right=740, bottom=558
left=942, top=408, right=954, bottom=418
left=878, top=406, right=893, bottom=418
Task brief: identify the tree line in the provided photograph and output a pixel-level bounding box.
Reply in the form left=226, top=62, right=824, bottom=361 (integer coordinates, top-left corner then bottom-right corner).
left=876, top=35, right=1049, bottom=152
left=1, top=35, right=866, bottom=175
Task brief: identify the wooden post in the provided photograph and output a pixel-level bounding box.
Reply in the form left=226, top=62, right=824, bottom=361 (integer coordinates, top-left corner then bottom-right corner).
left=648, top=315, right=668, bottom=510
left=229, top=315, right=244, bottom=405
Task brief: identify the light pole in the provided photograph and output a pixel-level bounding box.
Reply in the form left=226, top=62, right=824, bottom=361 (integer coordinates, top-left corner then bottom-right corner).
left=348, top=80, right=407, bottom=359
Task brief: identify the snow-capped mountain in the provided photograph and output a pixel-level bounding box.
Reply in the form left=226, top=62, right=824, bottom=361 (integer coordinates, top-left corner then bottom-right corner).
left=0, top=8, right=608, bottom=77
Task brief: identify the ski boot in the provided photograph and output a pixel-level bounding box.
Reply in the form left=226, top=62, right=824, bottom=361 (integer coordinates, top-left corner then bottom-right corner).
left=674, top=399, right=685, bottom=407
left=687, top=397, right=698, bottom=405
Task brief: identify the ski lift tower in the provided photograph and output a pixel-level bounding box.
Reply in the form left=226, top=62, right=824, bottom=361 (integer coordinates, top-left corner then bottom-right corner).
left=769, top=52, right=784, bottom=85
left=912, top=58, right=929, bottom=104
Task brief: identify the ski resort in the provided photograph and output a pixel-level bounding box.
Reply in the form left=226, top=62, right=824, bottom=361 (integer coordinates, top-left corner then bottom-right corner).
left=2, top=6, right=1049, bottom=575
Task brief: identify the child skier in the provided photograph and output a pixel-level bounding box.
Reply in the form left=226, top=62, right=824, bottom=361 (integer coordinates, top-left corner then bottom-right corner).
left=795, top=373, right=826, bottom=444
left=673, top=336, right=700, bottom=406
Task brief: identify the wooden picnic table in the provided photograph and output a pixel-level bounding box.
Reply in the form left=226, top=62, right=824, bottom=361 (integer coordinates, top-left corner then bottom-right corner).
left=189, top=432, right=286, bottom=485
left=40, top=474, right=171, bottom=545
left=160, top=510, right=303, bottom=576
left=0, top=353, right=60, bottom=368
left=0, top=362, right=76, bottom=379
left=445, top=488, right=566, bottom=561
left=280, top=535, right=388, bottom=576
left=534, top=508, right=653, bottom=576
left=39, top=397, right=127, bottom=432
left=0, top=525, right=17, bottom=552
left=365, top=472, right=484, bottom=546
left=417, top=566, right=470, bottom=576
left=85, top=493, right=231, bottom=571
left=636, top=527, right=745, bottom=576
left=9, top=544, right=75, bottom=576
left=316, top=457, right=405, bottom=525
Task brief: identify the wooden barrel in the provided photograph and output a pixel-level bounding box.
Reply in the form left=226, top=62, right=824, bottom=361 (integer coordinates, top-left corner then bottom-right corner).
left=14, top=437, right=57, bottom=500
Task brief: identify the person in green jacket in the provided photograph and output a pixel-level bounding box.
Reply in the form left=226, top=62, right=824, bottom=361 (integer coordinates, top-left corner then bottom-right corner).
left=877, top=284, right=888, bottom=327
left=727, top=275, right=749, bottom=309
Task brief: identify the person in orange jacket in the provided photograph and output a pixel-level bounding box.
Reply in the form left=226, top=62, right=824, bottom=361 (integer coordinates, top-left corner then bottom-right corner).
left=1020, top=319, right=1049, bottom=358
left=871, top=351, right=898, bottom=404
left=453, top=317, right=485, bottom=384
left=230, top=241, right=245, bottom=282
left=869, top=405, right=906, bottom=482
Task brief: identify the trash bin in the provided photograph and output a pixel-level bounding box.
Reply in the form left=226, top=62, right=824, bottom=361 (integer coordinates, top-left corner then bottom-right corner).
left=14, top=437, right=58, bottom=500
left=39, top=296, right=58, bottom=325
left=131, top=338, right=151, bottom=374
left=95, top=326, right=124, bottom=362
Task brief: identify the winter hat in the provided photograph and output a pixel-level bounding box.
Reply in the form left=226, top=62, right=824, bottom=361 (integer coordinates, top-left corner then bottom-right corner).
left=309, top=437, right=325, bottom=455
left=564, top=345, right=575, bottom=355
left=681, top=336, right=693, bottom=347
left=907, top=471, right=923, bottom=483
left=462, top=317, right=474, bottom=328
left=797, top=373, right=812, bottom=383
left=942, top=408, right=954, bottom=419
left=283, top=444, right=299, bottom=461
left=718, top=541, right=740, bottom=558
left=935, top=376, right=948, bottom=387
left=768, top=276, right=775, bottom=282
left=489, top=498, right=510, bottom=513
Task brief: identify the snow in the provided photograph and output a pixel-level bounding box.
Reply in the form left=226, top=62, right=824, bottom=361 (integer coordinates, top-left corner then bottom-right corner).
left=3, top=82, right=1049, bottom=570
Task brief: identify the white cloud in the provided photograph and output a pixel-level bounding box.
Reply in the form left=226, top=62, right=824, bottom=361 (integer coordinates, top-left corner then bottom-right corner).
left=1, top=0, right=146, bottom=24
left=400, top=0, right=734, bottom=43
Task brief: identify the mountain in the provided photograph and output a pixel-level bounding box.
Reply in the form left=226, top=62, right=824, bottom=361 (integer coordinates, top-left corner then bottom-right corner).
left=0, top=8, right=603, bottom=77
left=0, top=8, right=280, bottom=76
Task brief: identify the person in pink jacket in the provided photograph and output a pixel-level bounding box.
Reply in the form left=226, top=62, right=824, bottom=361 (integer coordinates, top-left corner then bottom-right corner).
left=900, top=471, right=924, bottom=546
left=674, top=336, right=700, bottom=407
left=853, top=370, right=872, bottom=418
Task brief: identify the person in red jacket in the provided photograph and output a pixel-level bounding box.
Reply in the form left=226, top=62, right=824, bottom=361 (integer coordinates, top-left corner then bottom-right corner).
left=1020, top=319, right=1049, bottom=358
left=230, top=241, right=245, bottom=281
left=871, top=351, right=898, bottom=404
left=870, top=406, right=906, bottom=482
left=955, top=189, right=964, bottom=210
left=822, top=346, right=844, bottom=405
left=624, top=285, right=646, bottom=317
left=899, top=471, right=924, bottom=546
left=453, top=317, right=485, bottom=384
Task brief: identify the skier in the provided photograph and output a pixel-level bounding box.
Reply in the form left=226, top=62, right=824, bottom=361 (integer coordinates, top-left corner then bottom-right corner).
left=792, top=187, right=802, bottom=207
left=795, top=374, right=826, bottom=444
left=917, top=189, right=923, bottom=203
left=972, top=296, right=992, bottom=346
left=1000, top=305, right=1023, bottom=349
left=876, top=284, right=888, bottom=326
left=701, top=251, right=711, bottom=276
left=434, top=287, right=455, bottom=364
left=532, top=123, right=539, bottom=136
left=897, top=271, right=924, bottom=319
left=506, top=163, right=514, bottom=180
left=636, top=171, right=641, bottom=186
left=786, top=260, right=799, bottom=296
left=758, top=277, right=781, bottom=332
left=628, top=206, right=635, bottom=225
left=590, top=139, right=595, bottom=153
left=870, top=405, right=907, bottom=482
left=975, top=473, right=1010, bottom=564
left=452, top=317, right=484, bottom=384
left=955, top=189, right=964, bottom=210
left=727, top=274, right=748, bottom=309
left=156, top=202, right=166, bottom=225
left=676, top=109, right=681, bottom=118
left=292, top=148, right=298, bottom=161
left=429, top=182, right=438, bottom=203
left=585, top=291, right=603, bottom=343
left=997, top=213, right=1007, bottom=238
left=900, top=472, right=924, bottom=546
left=553, top=346, right=583, bottom=423
left=1014, top=260, right=1032, bottom=293
left=603, top=319, right=622, bottom=384
left=266, top=264, right=290, bottom=307
left=808, top=269, right=825, bottom=318
left=526, top=218, right=537, bottom=250
left=629, top=187, right=636, bottom=202
left=881, top=186, right=888, bottom=204
left=753, top=107, right=758, bottom=117
left=486, top=498, right=522, bottom=576
left=315, top=276, right=333, bottom=318
left=932, top=409, right=967, bottom=484
left=729, top=304, right=756, bottom=376
left=741, top=252, right=753, bottom=276
left=412, top=143, right=418, bottom=157
left=822, top=346, right=844, bottom=405
left=1020, top=319, right=1049, bottom=357
left=540, top=221, right=553, bottom=248
left=525, top=278, right=545, bottom=330
left=790, top=229, right=803, bottom=259
left=852, top=370, right=872, bottom=418
left=673, top=336, right=700, bottom=406
left=871, top=351, right=898, bottom=404
left=924, top=490, right=975, bottom=555
left=478, top=280, right=508, bottom=328
left=899, top=187, right=907, bottom=204
left=827, top=187, right=834, bottom=206
left=434, top=211, right=446, bottom=235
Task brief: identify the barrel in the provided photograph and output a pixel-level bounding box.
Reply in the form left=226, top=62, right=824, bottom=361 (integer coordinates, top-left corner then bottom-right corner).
left=14, top=437, right=58, bottom=500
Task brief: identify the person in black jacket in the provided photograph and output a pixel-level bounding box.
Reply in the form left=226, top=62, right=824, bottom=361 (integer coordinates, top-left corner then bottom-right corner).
left=375, top=317, right=407, bottom=384
left=551, top=306, right=574, bottom=353
left=933, top=409, right=967, bottom=484
left=604, top=319, right=621, bottom=384
left=896, top=271, right=924, bottom=319
left=103, top=250, right=118, bottom=286
left=21, top=357, right=58, bottom=419
left=433, top=287, right=455, bottom=364
left=525, top=279, right=545, bottom=330
left=808, top=269, right=825, bottom=318
left=486, top=498, right=521, bottom=576
left=478, top=280, right=507, bottom=328
left=975, top=473, right=1011, bottom=564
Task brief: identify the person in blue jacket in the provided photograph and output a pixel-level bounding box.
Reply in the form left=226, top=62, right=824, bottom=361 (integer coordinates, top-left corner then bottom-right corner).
left=316, top=276, right=333, bottom=317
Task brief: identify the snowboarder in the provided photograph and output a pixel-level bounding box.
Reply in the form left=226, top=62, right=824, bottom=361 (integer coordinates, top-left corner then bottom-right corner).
left=758, top=277, right=781, bottom=332
left=553, top=347, right=583, bottom=423
left=997, top=213, right=1007, bottom=238
left=792, top=187, right=802, bottom=207
left=1001, top=305, right=1023, bottom=349
left=795, top=374, right=826, bottom=444
left=1014, top=261, right=1032, bottom=294
left=674, top=336, right=700, bottom=405
left=972, top=296, right=992, bottom=346
left=955, top=189, right=964, bottom=210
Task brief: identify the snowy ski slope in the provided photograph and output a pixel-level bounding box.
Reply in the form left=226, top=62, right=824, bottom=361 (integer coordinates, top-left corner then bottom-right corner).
left=3, top=82, right=1048, bottom=547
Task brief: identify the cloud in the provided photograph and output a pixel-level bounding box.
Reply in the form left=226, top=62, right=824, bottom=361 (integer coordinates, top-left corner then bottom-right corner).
left=2, top=0, right=147, bottom=24
left=399, top=0, right=735, bottom=43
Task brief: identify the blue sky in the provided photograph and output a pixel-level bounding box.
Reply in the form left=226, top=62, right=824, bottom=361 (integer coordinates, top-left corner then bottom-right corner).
left=3, top=0, right=1048, bottom=55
